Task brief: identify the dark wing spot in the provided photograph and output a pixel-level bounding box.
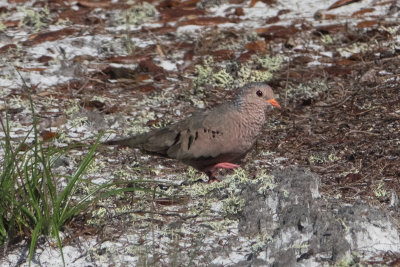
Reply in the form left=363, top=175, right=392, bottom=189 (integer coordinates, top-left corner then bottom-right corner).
left=204, top=128, right=207, bottom=133
left=188, top=135, right=194, bottom=150
left=173, top=132, right=181, bottom=145
left=195, top=131, right=199, bottom=140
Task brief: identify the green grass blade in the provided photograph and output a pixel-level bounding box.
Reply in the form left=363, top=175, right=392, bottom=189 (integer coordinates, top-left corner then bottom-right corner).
left=56, top=135, right=101, bottom=221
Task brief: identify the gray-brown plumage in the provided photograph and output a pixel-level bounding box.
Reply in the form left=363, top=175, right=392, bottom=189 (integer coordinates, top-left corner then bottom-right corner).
left=104, top=82, right=280, bottom=177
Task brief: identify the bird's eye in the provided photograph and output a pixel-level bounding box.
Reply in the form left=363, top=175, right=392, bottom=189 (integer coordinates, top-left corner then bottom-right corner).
left=256, top=90, right=263, bottom=97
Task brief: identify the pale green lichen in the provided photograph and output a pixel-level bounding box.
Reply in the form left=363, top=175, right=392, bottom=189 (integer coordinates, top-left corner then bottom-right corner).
left=213, top=69, right=234, bottom=87
left=40, top=95, right=56, bottom=107
left=245, top=31, right=259, bottom=42
left=115, top=205, right=132, bottom=214
left=57, top=129, right=72, bottom=143
left=256, top=170, right=276, bottom=195
left=18, top=6, right=50, bottom=32
left=125, top=110, right=156, bottom=135
left=221, top=194, right=245, bottom=215
left=0, top=21, right=6, bottom=31
left=373, top=181, right=388, bottom=198
left=194, top=57, right=225, bottom=88
left=230, top=168, right=250, bottom=184
left=86, top=158, right=106, bottom=174
left=136, top=91, right=174, bottom=108
left=309, top=151, right=339, bottom=164
left=281, top=188, right=289, bottom=198
left=87, top=207, right=107, bottom=226
left=113, top=169, right=134, bottom=180
left=8, top=95, right=28, bottom=109
left=91, top=95, right=106, bottom=103
left=337, top=42, right=369, bottom=58
left=194, top=54, right=282, bottom=88
left=251, top=233, right=274, bottom=253
left=237, top=65, right=273, bottom=87
left=152, top=119, right=172, bottom=129
left=117, top=91, right=175, bottom=133
left=185, top=167, right=208, bottom=183
left=207, top=218, right=237, bottom=232
left=321, top=34, right=334, bottom=44
left=88, top=245, right=118, bottom=265
left=184, top=181, right=216, bottom=198
left=334, top=252, right=360, bottom=267
left=55, top=17, right=71, bottom=26
left=195, top=57, right=235, bottom=88
left=69, top=116, right=88, bottom=128
left=122, top=2, right=158, bottom=25
left=255, top=54, right=283, bottom=72
left=189, top=96, right=206, bottom=109
left=286, top=80, right=328, bottom=101
left=380, top=25, right=400, bottom=35
left=65, top=99, right=80, bottom=117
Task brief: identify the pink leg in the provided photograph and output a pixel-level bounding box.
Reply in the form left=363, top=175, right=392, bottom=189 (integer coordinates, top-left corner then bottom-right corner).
left=205, top=162, right=240, bottom=183
left=213, top=162, right=240, bottom=169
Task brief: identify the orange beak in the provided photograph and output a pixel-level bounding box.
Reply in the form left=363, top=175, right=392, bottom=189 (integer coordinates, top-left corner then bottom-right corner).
left=267, top=98, right=280, bottom=108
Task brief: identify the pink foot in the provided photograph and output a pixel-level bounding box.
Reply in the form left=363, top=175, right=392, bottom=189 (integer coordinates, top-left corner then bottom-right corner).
left=213, top=162, right=240, bottom=169
left=205, top=162, right=240, bottom=183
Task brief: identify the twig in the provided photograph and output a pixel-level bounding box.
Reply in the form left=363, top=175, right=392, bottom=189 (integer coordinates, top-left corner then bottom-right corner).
left=345, top=130, right=380, bottom=136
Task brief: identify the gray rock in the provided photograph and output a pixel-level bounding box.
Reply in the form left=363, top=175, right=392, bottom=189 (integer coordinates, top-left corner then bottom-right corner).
left=238, top=167, right=400, bottom=266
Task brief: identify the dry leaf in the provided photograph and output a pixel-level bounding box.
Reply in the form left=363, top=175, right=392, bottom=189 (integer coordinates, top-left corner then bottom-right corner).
left=41, top=131, right=59, bottom=141
left=245, top=40, right=267, bottom=53
left=351, top=8, right=375, bottom=17
left=211, top=49, right=235, bottom=60
left=357, top=20, right=378, bottom=28
left=328, top=0, right=361, bottom=10
left=23, top=28, right=77, bottom=45
left=235, top=7, right=245, bottom=16
left=77, top=0, right=111, bottom=8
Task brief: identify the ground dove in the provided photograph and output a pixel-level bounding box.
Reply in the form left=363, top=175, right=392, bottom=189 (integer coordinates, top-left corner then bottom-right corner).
left=104, top=82, right=280, bottom=178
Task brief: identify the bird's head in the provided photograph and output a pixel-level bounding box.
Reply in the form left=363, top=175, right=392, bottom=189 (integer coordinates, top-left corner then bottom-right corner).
left=236, top=82, right=280, bottom=109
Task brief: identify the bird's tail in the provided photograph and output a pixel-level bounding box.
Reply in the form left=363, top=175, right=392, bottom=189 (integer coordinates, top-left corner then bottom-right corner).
left=103, top=126, right=180, bottom=157
left=102, top=133, right=149, bottom=148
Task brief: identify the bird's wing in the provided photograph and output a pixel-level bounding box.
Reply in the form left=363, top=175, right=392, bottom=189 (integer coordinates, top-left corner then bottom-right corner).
left=166, top=105, right=240, bottom=160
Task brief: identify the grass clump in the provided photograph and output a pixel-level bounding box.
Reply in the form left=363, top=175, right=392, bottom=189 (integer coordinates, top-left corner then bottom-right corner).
left=0, top=84, right=151, bottom=265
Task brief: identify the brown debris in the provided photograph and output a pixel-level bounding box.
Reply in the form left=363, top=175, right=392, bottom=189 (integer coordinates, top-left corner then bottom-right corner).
left=257, top=25, right=298, bottom=40
left=245, top=40, right=267, bottom=53
left=138, top=59, right=166, bottom=81
left=160, top=8, right=204, bottom=22
left=356, top=20, right=378, bottom=28
left=22, top=28, right=77, bottom=46
left=0, top=44, right=17, bottom=53
left=234, top=7, right=245, bottom=16
left=351, top=8, right=375, bottom=17
left=210, top=49, right=236, bottom=60
left=328, top=0, right=361, bottom=10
